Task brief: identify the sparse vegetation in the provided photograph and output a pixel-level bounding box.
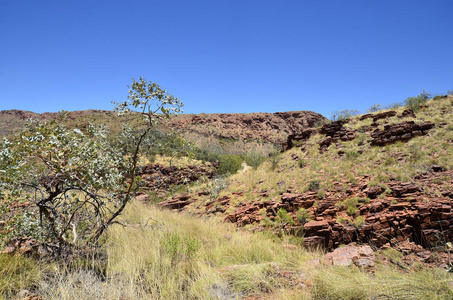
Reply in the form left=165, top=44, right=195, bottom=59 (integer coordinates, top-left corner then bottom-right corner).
left=331, top=109, right=361, bottom=121
left=404, top=90, right=431, bottom=111
left=1, top=92, right=453, bottom=299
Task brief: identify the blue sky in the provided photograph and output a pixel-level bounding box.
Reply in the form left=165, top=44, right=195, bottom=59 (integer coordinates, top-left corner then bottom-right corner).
left=1, top=0, right=452, bottom=118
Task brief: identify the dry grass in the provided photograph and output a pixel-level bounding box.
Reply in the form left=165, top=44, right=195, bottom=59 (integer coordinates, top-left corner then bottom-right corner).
left=0, top=254, right=47, bottom=299
left=105, top=200, right=316, bottom=299
left=1, top=200, right=452, bottom=299
left=201, top=97, right=453, bottom=204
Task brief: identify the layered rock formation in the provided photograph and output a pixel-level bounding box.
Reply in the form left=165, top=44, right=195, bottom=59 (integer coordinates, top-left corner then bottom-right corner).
left=168, top=111, right=326, bottom=144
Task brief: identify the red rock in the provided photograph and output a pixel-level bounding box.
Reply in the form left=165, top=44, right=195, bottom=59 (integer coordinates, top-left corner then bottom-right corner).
left=157, top=194, right=193, bottom=210
left=323, top=245, right=375, bottom=270
left=371, top=121, right=434, bottom=146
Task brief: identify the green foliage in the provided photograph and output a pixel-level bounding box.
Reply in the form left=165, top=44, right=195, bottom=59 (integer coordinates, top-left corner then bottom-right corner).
left=0, top=77, right=184, bottom=247
left=296, top=208, right=312, bottom=224
left=433, top=95, right=446, bottom=101
left=207, top=176, right=229, bottom=199
left=218, top=154, right=243, bottom=175
left=317, top=189, right=326, bottom=199
left=386, top=102, right=403, bottom=109
left=330, top=109, right=361, bottom=121
left=344, top=150, right=360, bottom=160
left=384, top=156, right=396, bottom=166
left=161, top=231, right=201, bottom=266
left=0, top=120, right=127, bottom=245
left=355, top=133, right=367, bottom=146
left=336, top=197, right=360, bottom=216
left=306, top=179, right=321, bottom=191
left=404, top=90, right=431, bottom=111
left=354, top=216, right=365, bottom=228
left=244, top=149, right=267, bottom=169
left=298, top=159, right=307, bottom=168
left=115, top=126, right=192, bottom=164
left=114, top=76, right=182, bottom=117
left=382, top=248, right=404, bottom=262
left=275, top=208, right=295, bottom=226
left=192, top=148, right=221, bottom=163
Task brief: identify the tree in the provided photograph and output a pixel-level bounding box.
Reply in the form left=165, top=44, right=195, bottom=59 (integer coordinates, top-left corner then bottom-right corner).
left=0, top=77, right=183, bottom=248
left=404, top=90, right=431, bottom=111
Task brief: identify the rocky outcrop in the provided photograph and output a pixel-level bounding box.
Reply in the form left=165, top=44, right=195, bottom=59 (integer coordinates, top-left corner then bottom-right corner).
left=157, top=194, right=193, bottom=210
left=283, top=128, right=321, bottom=151
left=370, top=121, right=435, bottom=146
left=400, top=109, right=416, bottom=118
left=139, top=163, right=216, bottom=195
left=223, top=171, right=453, bottom=256
left=360, top=111, right=397, bottom=121
left=317, top=120, right=357, bottom=152
left=168, top=111, right=326, bottom=144
left=0, top=109, right=326, bottom=148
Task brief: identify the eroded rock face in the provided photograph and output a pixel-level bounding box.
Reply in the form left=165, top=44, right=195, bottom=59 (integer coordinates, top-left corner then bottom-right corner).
left=360, top=111, right=397, bottom=122
left=400, top=109, right=416, bottom=118
left=157, top=194, right=193, bottom=210
left=317, top=120, right=356, bottom=152
left=139, top=163, right=216, bottom=195
left=169, top=111, right=326, bottom=145
left=370, top=121, right=435, bottom=146
left=222, top=170, right=453, bottom=255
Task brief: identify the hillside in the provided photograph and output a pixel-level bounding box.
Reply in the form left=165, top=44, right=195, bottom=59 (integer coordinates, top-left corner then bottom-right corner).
left=160, top=96, right=453, bottom=268
left=0, top=109, right=326, bottom=156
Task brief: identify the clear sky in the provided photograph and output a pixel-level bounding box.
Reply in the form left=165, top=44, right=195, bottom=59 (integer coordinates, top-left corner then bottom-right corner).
left=1, top=0, right=452, bottom=118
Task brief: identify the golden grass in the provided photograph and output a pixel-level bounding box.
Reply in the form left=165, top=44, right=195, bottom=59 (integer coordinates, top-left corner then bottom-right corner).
left=2, top=200, right=452, bottom=299
left=105, top=200, right=316, bottom=299
left=203, top=97, right=453, bottom=204
left=0, top=254, right=47, bottom=299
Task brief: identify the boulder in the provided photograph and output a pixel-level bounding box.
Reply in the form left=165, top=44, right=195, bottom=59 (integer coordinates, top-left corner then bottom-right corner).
left=371, top=121, right=434, bottom=146
left=157, top=194, right=193, bottom=210
left=323, top=245, right=376, bottom=270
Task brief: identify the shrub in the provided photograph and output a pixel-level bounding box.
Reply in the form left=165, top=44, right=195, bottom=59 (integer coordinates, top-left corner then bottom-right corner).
left=218, top=154, right=243, bottom=175
left=330, top=109, right=361, bottom=121
left=404, top=90, right=431, bottom=111
left=244, top=150, right=267, bottom=169
left=296, top=208, right=312, bottom=224
left=366, top=103, right=383, bottom=113
left=354, top=216, right=365, bottom=228
left=433, top=95, right=446, bottom=101
left=275, top=208, right=295, bottom=226
left=269, top=151, right=280, bottom=171
left=208, top=176, right=229, bottom=199
left=356, top=133, right=367, bottom=146
left=345, top=150, right=360, bottom=160
left=336, top=197, right=359, bottom=216
left=298, top=159, right=307, bottom=168
left=306, top=179, right=321, bottom=191
left=404, top=96, right=427, bottom=111
left=386, top=102, right=403, bottom=109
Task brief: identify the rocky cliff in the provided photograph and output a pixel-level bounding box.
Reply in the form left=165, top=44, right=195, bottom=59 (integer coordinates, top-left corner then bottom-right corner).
left=168, top=111, right=326, bottom=144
